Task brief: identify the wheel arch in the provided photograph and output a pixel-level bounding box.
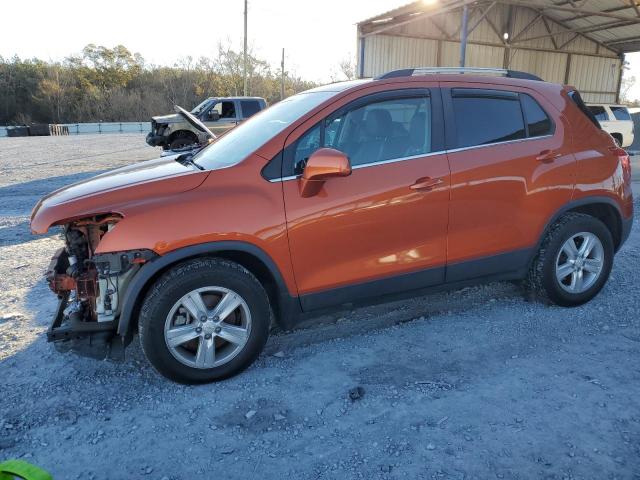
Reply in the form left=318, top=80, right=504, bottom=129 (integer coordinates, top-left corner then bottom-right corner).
left=566, top=202, right=622, bottom=250
left=532, top=196, right=625, bottom=266
left=116, top=241, right=300, bottom=344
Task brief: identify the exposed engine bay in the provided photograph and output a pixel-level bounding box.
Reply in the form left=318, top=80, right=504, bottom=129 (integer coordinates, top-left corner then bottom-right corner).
left=46, top=215, right=154, bottom=358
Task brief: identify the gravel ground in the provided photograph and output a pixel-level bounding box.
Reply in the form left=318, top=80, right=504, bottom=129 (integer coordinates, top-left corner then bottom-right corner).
left=1, top=134, right=640, bottom=479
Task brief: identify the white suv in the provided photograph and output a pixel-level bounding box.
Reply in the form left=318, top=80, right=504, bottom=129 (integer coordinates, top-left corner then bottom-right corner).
left=587, top=104, right=635, bottom=148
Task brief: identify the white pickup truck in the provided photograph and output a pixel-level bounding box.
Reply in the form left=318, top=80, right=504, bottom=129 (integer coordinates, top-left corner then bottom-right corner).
left=587, top=104, right=635, bottom=148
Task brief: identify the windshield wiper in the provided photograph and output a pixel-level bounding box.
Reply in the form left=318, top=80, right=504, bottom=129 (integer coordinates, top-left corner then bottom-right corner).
left=175, top=153, right=205, bottom=170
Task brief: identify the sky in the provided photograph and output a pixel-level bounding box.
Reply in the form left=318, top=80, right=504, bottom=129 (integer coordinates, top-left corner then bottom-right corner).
left=1, top=0, right=639, bottom=100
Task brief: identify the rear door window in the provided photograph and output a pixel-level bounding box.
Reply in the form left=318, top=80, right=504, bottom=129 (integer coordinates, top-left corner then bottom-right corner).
left=588, top=106, right=608, bottom=122
left=451, top=90, right=526, bottom=148
left=241, top=100, right=262, bottom=118
left=611, top=106, right=631, bottom=121
left=521, top=94, right=552, bottom=137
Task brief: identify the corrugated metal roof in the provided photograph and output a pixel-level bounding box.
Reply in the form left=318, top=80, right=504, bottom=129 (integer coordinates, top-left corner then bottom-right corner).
left=358, top=0, right=640, bottom=53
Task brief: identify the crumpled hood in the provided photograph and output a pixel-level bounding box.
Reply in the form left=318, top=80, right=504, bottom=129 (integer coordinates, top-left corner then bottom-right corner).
left=31, top=156, right=210, bottom=234
left=152, top=113, right=182, bottom=124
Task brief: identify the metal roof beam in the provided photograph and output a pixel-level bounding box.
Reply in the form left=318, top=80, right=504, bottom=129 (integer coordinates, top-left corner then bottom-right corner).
left=450, top=6, right=479, bottom=40
left=467, top=1, right=498, bottom=36
left=428, top=17, right=453, bottom=39
left=512, top=19, right=640, bottom=43
left=508, top=5, right=620, bottom=54
left=541, top=16, right=559, bottom=49
left=511, top=13, right=543, bottom=42
left=380, top=30, right=618, bottom=58
left=605, top=34, right=640, bottom=45
left=498, top=0, right=640, bottom=22
left=562, top=5, right=637, bottom=23
left=558, top=33, right=579, bottom=50
left=359, top=0, right=475, bottom=38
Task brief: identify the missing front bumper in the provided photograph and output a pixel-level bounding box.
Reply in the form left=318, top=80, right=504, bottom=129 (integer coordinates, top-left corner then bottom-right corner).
left=47, top=293, right=124, bottom=360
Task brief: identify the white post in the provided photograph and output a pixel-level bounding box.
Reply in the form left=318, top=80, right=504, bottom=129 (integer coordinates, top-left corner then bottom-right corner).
left=243, top=0, right=248, bottom=96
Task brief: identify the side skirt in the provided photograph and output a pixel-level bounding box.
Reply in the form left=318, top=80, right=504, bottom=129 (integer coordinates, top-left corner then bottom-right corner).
left=295, top=247, right=533, bottom=320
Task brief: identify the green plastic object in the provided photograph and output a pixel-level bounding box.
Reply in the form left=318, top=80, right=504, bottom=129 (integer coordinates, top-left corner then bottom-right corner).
left=0, top=460, right=53, bottom=480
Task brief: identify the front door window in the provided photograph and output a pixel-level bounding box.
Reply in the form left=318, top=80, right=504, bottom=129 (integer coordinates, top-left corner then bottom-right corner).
left=208, top=101, right=237, bottom=121
left=292, top=96, right=432, bottom=175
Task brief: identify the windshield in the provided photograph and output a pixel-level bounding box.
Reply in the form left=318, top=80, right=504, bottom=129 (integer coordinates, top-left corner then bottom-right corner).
left=191, top=98, right=213, bottom=116
left=193, top=91, right=337, bottom=170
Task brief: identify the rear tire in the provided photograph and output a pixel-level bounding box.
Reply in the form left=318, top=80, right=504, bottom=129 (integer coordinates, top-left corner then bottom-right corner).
left=139, top=258, right=270, bottom=384
left=525, top=213, right=613, bottom=306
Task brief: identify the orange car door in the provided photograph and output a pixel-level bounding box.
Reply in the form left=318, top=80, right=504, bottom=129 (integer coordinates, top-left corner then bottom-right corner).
left=442, top=85, right=575, bottom=282
left=281, top=87, right=451, bottom=310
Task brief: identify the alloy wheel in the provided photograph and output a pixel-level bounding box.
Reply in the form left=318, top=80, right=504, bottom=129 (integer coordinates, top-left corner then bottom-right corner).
left=164, top=286, right=252, bottom=369
left=555, top=232, right=604, bottom=294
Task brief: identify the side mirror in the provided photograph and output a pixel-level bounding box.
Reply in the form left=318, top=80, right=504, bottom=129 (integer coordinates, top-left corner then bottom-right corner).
left=207, top=111, right=220, bottom=122
left=300, top=148, right=351, bottom=198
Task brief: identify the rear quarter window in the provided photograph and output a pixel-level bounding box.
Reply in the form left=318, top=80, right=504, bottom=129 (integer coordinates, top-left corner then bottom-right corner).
left=611, top=106, right=631, bottom=121
left=588, top=106, right=609, bottom=122
left=521, top=94, right=553, bottom=137
left=568, top=91, right=600, bottom=129
left=241, top=100, right=262, bottom=118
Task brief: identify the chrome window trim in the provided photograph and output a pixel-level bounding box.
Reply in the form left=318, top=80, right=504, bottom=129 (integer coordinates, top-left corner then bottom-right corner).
left=267, top=134, right=554, bottom=182
left=269, top=175, right=300, bottom=183
left=445, top=134, right=553, bottom=154
left=351, top=150, right=444, bottom=170
left=267, top=151, right=444, bottom=182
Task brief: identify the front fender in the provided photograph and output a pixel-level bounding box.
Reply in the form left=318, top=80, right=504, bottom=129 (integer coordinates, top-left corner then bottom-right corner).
left=116, top=241, right=300, bottom=343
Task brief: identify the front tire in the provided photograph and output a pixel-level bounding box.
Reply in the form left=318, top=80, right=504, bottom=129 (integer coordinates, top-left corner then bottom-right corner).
left=526, top=213, right=614, bottom=306
left=139, top=258, right=270, bottom=384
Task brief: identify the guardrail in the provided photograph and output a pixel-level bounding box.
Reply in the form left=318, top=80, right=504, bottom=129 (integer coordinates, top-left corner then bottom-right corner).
left=0, top=122, right=151, bottom=138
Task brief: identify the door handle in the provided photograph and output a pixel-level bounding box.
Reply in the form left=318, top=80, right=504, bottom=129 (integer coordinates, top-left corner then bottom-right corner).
left=536, top=150, right=562, bottom=163
left=410, top=177, right=443, bottom=191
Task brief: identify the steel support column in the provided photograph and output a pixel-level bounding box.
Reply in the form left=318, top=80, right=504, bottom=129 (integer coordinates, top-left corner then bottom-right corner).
left=460, top=5, right=469, bottom=67
left=359, top=36, right=366, bottom=78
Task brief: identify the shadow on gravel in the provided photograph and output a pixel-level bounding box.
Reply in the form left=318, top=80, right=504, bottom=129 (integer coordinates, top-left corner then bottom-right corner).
left=265, top=282, right=523, bottom=353
left=0, top=170, right=109, bottom=198
left=0, top=220, right=39, bottom=247
left=0, top=170, right=111, bottom=247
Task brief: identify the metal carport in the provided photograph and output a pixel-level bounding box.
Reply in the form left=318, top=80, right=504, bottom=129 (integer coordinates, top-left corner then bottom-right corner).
left=357, top=0, right=640, bottom=103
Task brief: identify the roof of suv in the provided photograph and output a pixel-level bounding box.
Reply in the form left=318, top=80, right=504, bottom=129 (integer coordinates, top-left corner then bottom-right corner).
left=586, top=103, right=630, bottom=108
left=309, top=69, right=559, bottom=99
left=374, top=67, right=542, bottom=81
left=205, top=96, right=266, bottom=101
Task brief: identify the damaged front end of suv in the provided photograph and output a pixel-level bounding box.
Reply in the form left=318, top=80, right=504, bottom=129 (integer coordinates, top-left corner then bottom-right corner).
left=30, top=153, right=210, bottom=360
left=44, top=214, right=155, bottom=358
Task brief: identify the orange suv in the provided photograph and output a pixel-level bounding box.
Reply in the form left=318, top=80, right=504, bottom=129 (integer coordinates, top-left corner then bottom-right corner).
left=31, top=68, right=634, bottom=383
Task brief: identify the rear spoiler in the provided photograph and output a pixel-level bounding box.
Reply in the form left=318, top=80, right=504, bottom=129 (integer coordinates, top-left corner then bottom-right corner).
left=567, top=90, right=600, bottom=129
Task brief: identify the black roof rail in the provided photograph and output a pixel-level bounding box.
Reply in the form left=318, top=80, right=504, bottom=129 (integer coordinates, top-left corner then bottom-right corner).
left=375, top=67, right=543, bottom=81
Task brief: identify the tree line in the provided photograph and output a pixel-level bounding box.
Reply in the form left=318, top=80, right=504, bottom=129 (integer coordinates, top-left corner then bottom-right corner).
left=0, top=44, right=328, bottom=125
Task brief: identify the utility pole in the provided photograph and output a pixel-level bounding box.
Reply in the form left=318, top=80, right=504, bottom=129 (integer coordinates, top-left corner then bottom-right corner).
left=243, top=0, right=248, bottom=96
left=280, top=48, right=285, bottom=100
